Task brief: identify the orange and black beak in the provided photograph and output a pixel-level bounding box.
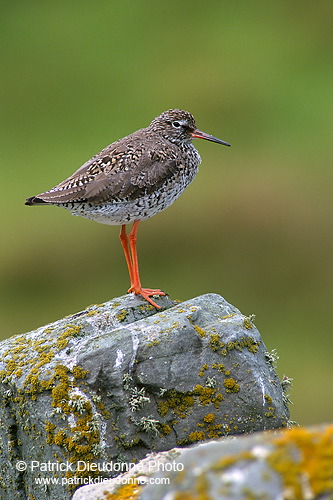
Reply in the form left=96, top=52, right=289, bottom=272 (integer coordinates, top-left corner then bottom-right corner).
left=191, top=129, right=231, bottom=147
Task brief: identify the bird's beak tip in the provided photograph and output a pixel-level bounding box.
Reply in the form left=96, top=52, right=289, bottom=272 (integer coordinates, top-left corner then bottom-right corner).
left=191, top=129, right=231, bottom=147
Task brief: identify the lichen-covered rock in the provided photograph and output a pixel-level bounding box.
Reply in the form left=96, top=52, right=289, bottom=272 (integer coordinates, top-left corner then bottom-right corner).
left=136, top=424, right=333, bottom=500
left=0, top=293, right=289, bottom=500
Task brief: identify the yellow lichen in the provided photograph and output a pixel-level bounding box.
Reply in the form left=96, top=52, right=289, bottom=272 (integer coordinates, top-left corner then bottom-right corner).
left=157, top=390, right=194, bottom=419
left=193, top=324, right=207, bottom=338
left=87, top=310, right=97, bottom=316
left=104, top=481, right=142, bottom=500
left=243, top=317, right=253, bottom=329
left=199, top=363, right=209, bottom=377
left=264, top=407, right=276, bottom=418
left=53, top=429, right=67, bottom=446
left=193, top=385, right=224, bottom=408
left=203, top=413, right=216, bottom=423
left=45, top=421, right=56, bottom=444
left=56, top=325, right=82, bottom=350
left=72, top=366, right=89, bottom=380
left=224, top=378, right=240, bottom=393
left=226, top=336, right=260, bottom=354
left=116, top=309, right=129, bottom=322
left=264, top=394, right=273, bottom=404
left=208, top=334, right=225, bottom=352
left=268, top=426, right=333, bottom=498
left=147, top=339, right=160, bottom=347
left=212, top=363, right=225, bottom=373
left=198, top=413, right=224, bottom=439
left=160, top=424, right=171, bottom=435
left=186, top=431, right=206, bottom=444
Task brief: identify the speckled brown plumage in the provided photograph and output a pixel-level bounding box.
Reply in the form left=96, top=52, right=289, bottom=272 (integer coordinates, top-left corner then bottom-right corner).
left=26, top=109, right=230, bottom=307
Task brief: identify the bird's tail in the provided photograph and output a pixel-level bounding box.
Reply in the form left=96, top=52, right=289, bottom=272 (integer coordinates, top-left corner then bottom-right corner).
left=25, top=196, right=49, bottom=206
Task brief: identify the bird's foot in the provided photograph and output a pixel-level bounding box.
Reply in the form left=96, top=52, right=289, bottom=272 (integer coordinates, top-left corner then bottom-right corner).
left=128, top=286, right=166, bottom=309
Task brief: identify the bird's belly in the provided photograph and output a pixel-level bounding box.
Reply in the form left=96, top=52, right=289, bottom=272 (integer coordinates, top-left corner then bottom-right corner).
left=62, top=170, right=197, bottom=226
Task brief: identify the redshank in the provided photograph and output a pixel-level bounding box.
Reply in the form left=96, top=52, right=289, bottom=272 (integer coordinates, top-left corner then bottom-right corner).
left=26, top=109, right=230, bottom=308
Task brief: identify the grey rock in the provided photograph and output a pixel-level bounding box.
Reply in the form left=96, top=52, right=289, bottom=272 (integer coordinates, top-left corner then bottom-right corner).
left=0, top=293, right=289, bottom=500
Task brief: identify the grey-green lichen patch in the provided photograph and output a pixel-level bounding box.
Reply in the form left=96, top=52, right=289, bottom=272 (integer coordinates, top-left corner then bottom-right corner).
left=132, top=416, right=160, bottom=437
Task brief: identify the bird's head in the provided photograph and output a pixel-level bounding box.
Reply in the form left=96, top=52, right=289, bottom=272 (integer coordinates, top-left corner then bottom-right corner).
left=149, top=109, right=231, bottom=147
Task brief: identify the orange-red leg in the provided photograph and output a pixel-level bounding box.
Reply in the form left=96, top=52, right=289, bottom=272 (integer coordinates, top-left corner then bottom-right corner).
left=120, top=224, right=134, bottom=285
left=119, top=221, right=165, bottom=309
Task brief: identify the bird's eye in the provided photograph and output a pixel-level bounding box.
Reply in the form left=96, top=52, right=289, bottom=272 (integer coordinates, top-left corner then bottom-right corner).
left=172, top=121, right=181, bottom=128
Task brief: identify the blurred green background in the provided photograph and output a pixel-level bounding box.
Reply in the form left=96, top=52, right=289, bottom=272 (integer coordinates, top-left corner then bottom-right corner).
left=1, top=1, right=332, bottom=426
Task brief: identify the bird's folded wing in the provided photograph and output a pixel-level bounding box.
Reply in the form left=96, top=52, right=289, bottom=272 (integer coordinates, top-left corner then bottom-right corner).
left=29, top=148, right=180, bottom=205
